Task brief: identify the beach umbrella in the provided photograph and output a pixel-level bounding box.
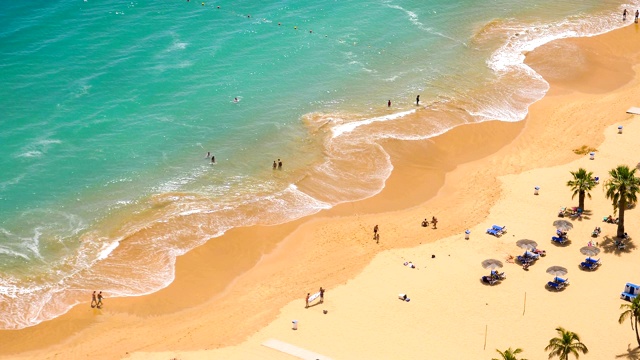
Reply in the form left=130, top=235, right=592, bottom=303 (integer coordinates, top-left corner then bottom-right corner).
left=553, top=220, right=573, bottom=231
left=580, top=246, right=600, bottom=260
left=481, top=259, right=504, bottom=270
left=516, top=239, right=538, bottom=250
left=546, top=266, right=568, bottom=278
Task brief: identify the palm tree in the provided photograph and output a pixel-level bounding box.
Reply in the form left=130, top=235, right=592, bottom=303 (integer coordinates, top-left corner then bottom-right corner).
left=492, top=347, right=526, bottom=360
left=566, top=168, right=596, bottom=210
left=545, top=327, right=588, bottom=360
left=603, top=165, right=640, bottom=238
left=619, top=296, right=640, bottom=346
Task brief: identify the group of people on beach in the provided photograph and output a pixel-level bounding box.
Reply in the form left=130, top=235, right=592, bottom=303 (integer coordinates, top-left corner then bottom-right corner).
left=305, top=287, right=325, bottom=308
left=387, top=94, right=421, bottom=108
left=622, top=9, right=640, bottom=23
left=90, top=291, right=104, bottom=309
left=421, top=216, right=438, bottom=229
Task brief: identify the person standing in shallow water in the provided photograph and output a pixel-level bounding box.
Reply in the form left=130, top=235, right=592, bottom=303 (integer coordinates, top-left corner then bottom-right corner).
left=273, top=160, right=277, bottom=169
left=416, top=95, right=420, bottom=106
left=635, top=9, right=639, bottom=23
left=623, top=9, right=628, bottom=21
left=278, top=159, right=282, bottom=169
left=387, top=100, right=391, bottom=107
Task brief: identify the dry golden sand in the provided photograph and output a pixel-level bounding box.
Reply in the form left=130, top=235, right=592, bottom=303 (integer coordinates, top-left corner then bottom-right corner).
left=4, top=24, right=640, bottom=360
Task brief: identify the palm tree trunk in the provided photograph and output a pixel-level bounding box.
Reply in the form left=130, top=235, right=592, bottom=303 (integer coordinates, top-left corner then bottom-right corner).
left=634, top=316, right=640, bottom=346
left=618, top=200, right=626, bottom=238
left=578, top=191, right=585, bottom=210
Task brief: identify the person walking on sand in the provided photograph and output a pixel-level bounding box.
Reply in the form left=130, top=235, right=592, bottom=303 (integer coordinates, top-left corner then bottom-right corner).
left=91, top=291, right=97, bottom=308
left=387, top=100, right=391, bottom=107
left=305, top=293, right=310, bottom=308
left=319, top=287, right=325, bottom=303
left=373, top=224, right=378, bottom=238
left=635, top=9, right=638, bottom=23
left=97, top=291, right=103, bottom=308
left=431, top=216, right=438, bottom=229
left=416, top=95, right=420, bottom=106
left=624, top=8, right=628, bottom=21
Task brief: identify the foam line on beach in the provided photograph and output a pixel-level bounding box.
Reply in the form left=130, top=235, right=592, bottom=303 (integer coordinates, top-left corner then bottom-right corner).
left=330, top=109, right=416, bottom=138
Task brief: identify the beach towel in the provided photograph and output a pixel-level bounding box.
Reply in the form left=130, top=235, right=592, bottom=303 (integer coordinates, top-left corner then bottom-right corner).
left=308, top=292, right=321, bottom=303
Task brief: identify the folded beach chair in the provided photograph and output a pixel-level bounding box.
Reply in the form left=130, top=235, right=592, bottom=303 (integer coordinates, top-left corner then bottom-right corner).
left=551, top=236, right=566, bottom=245
left=486, top=228, right=501, bottom=237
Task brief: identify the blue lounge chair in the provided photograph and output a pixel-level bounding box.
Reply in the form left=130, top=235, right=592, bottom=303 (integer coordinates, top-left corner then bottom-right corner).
left=492, top=225, right=506, bottom=233
left=622, top=283, right=640, bottom=301
left=586, top=257, right=600, bottom=264
left=580, top=262, right=598, bottom=271
left=551, top=236, right=566, bottom=245
left=487, top=228, right=501, bottom=237
left=555, top=277, right=569, bottom=285
left=547, top=281, right=563, bottom=291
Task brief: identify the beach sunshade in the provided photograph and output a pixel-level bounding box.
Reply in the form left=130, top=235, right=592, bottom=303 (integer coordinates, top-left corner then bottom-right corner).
left=516, top=239, right=538, bottom=250
left=580, top=246, right=601, bottom=257
left=553, top=220, right=573, bottom=231
left=546, top=266, right=568, bottom=277
left=481, top=259, right=504, bottom=270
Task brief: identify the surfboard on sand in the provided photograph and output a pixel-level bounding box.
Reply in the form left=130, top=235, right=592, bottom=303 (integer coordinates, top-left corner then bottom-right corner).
left=308, top=291, right=321, bottom=303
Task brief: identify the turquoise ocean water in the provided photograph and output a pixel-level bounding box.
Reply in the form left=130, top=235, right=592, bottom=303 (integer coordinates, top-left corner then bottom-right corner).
left=0, top=0, right=633, bottom=329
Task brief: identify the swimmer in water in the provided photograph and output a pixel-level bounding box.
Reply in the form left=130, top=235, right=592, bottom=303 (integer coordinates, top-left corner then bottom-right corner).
left=234, top=97, right=239, bottom=103
left=206, top=151, right=210, bottom=158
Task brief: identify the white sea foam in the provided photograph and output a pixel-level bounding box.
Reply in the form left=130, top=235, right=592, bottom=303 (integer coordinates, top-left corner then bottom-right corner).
left=331, top=109, right=416, bottom=138
left=97, top=241, right=119, bottom=260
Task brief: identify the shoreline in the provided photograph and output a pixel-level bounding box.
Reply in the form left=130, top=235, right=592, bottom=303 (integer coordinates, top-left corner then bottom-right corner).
left=3, top=23, right=640, bottom=359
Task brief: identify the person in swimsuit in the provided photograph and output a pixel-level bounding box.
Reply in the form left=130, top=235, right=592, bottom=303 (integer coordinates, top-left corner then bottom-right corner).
left=91, top=291, right=97, bottom=308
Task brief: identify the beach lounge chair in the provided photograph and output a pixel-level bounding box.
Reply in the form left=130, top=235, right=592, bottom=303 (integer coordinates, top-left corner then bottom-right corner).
left=523, top=250, right=540, bottom=260
left=558, top=207, right=567, bottom=217
left=482, top=275, right=498, bottom=285
left=492, top=225, right=506, bottom=234
left=580, top=261, right=598, bottom=271
left=551, top=236, right=566, bottom=245
left=491, top=270, right=506, bottom=280
left=586, top=257, right=600, bottom=265
left=486, top=228, right=501, bottom=237
left=555, top=277, right=569, bottom=285
left=547, top=281, right=563, bottom=291
left=622, top=283, right=640, bottom=301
